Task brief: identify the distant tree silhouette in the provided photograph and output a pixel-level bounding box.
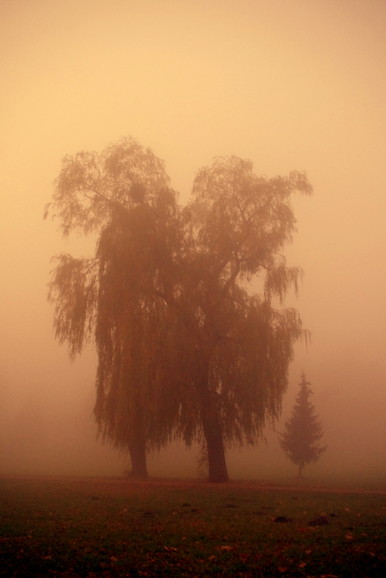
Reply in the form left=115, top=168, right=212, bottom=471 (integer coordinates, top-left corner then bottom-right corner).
left=280, top=373, right=326, bottom=477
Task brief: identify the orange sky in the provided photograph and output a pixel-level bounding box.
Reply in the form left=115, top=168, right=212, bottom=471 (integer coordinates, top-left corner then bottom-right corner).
left=1, top=0, right=385, bottom=479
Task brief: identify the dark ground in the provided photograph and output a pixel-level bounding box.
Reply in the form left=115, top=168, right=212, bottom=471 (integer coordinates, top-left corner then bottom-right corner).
left=1, top=476, right=385, bottom=576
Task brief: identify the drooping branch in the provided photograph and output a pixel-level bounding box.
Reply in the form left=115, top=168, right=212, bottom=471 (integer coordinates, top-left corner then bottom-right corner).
left=48, top=254, right=99, bottom=357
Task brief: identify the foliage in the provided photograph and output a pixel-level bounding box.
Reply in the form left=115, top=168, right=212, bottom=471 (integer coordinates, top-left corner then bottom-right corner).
left=1, top=477, right=385, bottom=576
left=46, top=137, right=182, bottom=476
left=164, top=156, right=312, bottom=480
left=280, top=373, right=326, bottom=476
left=46, top=136, right=312, bottom=481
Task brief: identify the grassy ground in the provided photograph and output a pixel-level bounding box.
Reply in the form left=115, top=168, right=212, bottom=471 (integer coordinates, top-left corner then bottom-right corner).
left=0, top=476, right=385, bottom=576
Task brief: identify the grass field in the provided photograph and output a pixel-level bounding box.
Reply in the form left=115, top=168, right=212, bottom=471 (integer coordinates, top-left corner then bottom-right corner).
left=0, top=476, right=385, bottom=576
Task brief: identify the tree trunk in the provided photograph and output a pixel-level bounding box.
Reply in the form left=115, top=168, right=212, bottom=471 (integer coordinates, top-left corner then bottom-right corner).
left=196, top=348, right=229, bottom=482
left=202, top=406, right=229, bottom=483
left=128, top=438, right=148, bottom=479
left=298, top=462, right=303, bottom=478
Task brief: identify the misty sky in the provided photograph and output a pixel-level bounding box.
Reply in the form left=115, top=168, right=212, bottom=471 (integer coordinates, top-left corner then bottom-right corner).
left=1, top=0, right=385, bottom=480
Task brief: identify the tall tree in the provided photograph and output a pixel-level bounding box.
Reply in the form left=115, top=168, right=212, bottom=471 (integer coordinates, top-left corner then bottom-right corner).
left=279, top=373, right=326, bottom=477
left=46, top=138, right=312, bottom=482
left=166, top=157, right=312, bottom=481
left=46, top=137, right=181, bottom=478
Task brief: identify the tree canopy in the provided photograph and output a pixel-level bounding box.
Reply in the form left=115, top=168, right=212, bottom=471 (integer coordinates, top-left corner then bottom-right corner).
left=279, top=373, right=326, bottom=477
left=46, top=136, right=312, bottom=481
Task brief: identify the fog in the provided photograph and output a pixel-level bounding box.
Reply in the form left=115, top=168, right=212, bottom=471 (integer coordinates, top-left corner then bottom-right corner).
left=1, top=0, right=385, bottom=484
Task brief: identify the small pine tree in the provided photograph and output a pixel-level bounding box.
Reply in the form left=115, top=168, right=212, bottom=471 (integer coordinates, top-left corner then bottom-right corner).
left=280, top=373, right=326, bottom=477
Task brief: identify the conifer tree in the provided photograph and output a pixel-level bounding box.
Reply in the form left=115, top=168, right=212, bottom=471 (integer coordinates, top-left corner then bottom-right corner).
left=280, top=373, right=325, bottom=477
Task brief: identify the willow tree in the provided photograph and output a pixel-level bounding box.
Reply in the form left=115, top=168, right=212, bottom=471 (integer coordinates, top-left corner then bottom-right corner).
left=169, top=157, right=312, bottom=481
left=46, top=137, right=182, bottom=477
